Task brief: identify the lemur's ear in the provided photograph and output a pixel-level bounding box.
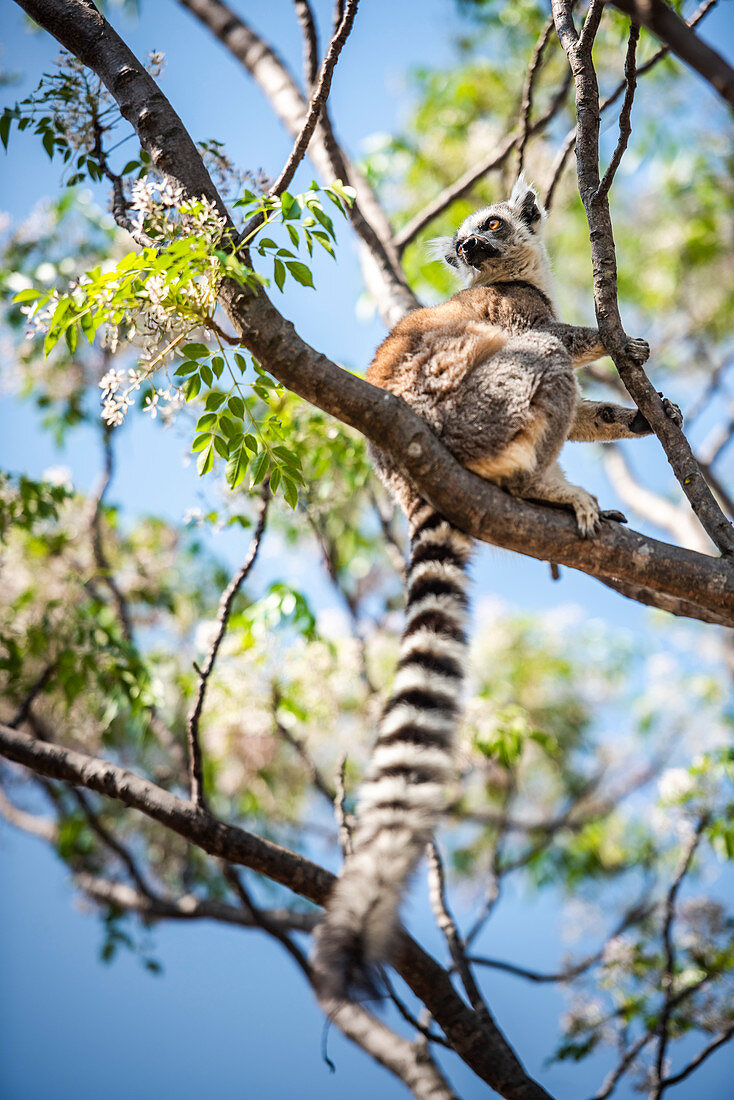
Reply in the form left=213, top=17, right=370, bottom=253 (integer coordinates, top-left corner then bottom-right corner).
left=427, top=236, right=460, bottom=269
left=509, top=174, right=545, bottom=233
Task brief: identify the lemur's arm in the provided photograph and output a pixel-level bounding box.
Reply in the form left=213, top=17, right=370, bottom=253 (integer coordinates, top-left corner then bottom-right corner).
left=546, top=323, right=650, bottom=369
left=569, top=397, right=683, bottom=442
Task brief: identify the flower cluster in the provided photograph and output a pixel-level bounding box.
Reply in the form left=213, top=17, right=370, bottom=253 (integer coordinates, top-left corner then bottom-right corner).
left=99, top=366, right=183, bottom=427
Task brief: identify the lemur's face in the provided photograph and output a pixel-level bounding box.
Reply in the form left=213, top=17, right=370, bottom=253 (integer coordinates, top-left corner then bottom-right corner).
left=431, top=180, right=547, bottom=286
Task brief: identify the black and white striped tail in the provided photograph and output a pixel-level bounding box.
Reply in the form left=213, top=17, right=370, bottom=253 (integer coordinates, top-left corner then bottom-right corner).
left=312, top=505, right=472, bottom=1002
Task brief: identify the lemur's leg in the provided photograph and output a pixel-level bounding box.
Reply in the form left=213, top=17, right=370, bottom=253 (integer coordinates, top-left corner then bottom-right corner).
left=516, top=462, right=601, bottom=537
left=546, top=323, right=650, bottom=369
left=569, top=396, right=684, bottom=442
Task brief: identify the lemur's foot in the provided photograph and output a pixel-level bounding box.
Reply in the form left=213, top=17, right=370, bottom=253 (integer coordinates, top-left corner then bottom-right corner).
left=658, top=392, right=683, bottom=428
left=601, top=509, right=627, bottom=524
left=625, top=337, right=650, bottom=365
left=572, top=490, right=601, bottom=537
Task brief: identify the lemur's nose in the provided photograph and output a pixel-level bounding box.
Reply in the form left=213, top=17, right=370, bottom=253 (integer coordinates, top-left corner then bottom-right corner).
left=460, top=235, right=482, bottom=258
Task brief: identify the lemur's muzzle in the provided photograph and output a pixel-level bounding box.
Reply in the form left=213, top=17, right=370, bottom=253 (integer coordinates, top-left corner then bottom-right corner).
left=458, top=234, right=500, bottom=266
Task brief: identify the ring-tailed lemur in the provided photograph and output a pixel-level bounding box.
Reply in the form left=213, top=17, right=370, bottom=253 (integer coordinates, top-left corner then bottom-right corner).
left=312, top=177, right=682, bottom=1002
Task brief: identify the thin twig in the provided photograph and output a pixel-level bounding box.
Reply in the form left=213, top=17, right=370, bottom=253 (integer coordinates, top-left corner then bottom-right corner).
left=0, top=782, right=56, bottom=840
left=89, top=425, right=134, bottom=642
left=222, top=862, right=312, bottom=977
left=651, top=815, right=708, bottom=1099
left=269, top=0, right=359, bottom=198
left=395, top=74, right=572, bottom=253
left=427, top=841, right=494, bottom=1028
left=544, top=0, right=719, bottom=210
left=75, top=871, right=319, bottom=932
left=334, top=753, right=352, bottom=855
left=657, top=1024, right=734, bottom=1090
left=293, top=0, right=320, bottom=89
left=9, top=662, right=58, bottom=729
left=187, top=487, right=269, bottom=809
left=272, top=686, right=336, bottom=805
left=71, top=787, right=155, bottom=899
left=470, top=899, right=651, bottom=984
left=517, top=14, right=556, bottom=175
left=383, top=975, right=453, bottom=1049
left=596, top=22, right=639, bottom=201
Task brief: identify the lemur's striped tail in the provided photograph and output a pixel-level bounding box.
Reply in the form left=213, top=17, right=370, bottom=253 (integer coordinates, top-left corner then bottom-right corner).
left=312, top=505, right=472, bottom=1002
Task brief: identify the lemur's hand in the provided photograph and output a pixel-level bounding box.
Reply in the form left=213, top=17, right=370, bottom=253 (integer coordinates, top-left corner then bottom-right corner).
left=624, top=337, right=650, bottom=365
left=601, top=509, right=628, bottom=524
left=658, top=392, right=683, bottom=428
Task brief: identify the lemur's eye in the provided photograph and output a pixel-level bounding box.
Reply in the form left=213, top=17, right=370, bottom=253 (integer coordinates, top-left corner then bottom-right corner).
left=485, top=217, right=502, bottom=231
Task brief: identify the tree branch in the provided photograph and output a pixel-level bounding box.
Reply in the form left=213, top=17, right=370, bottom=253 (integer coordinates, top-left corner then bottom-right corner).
left=544, top=0, right=720, bottom=209
left=596, top=21, right=639, bottom=201
left=186, top=486, right=269, bottom=809
left=0, top=720, right=554, bottom=1100
left=552, top=0, right=734, bottom=558
left=20, top=0, right=734, bottom=627
left=75, top=871, right=319, bottom=931
left=175, top=0, right=416, bottom=325
left=268, top=0, right=359, bottom=198
left=651, top=815, right=708, bottom=1099
left=394, top=74, right=572, bottom=254
left=611, top=0, right=734, bottom=110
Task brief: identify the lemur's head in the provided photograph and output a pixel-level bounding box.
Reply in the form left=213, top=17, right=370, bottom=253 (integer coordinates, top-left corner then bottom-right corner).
left=430, top=176, right=552, bottom=299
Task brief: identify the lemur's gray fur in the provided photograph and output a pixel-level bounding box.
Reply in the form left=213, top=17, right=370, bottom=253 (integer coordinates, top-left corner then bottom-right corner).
left=311, top=177, right=682, bottom=1003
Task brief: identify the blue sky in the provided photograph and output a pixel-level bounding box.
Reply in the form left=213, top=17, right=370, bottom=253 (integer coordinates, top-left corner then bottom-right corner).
left=2, top=2, right=734, bottom=1098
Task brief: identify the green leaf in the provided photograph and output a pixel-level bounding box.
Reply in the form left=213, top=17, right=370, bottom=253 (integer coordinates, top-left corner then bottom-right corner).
left=205, top=391, right=226, bottom=411
left=185, top=376, right=202, bottom=401
left=269, top=467, right=281, bottom=493
left=234, top=352, right=247, bottom=373
left=212, top=433, right=230, bottom=459
left=12, top=288, right=43, bottom=304
left=273, top=258, right=285, bottom=292
left=280, top=192, right=301, bottom=220
left=197, top=443, right=214, bottom=477
left=0, top=111, right=12, bottom=150
left=182, top=342, right=210, bottom=359
left=285, top=261, right=314, bottom=288
left=227, top=394, right=245, bottom=420
left=195, top=413, right=217, bottom=432
left=282, top=476, right=299, bottom=509
left=211, top=355, right=224, bottom=379
left=225, top=439, right=249, bottom=489
left=191, top=433, right=212, bottom=452
left=174, top=360, right=197, bottom=378
left=251, top=450, right=270, bottom=485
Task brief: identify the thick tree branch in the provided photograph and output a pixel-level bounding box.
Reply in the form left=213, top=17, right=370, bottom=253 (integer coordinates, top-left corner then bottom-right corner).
left=552, top=0, right=734, bottom=558
left=611, top=0, right=734, bottom=110
left=0, top=721, right=554, bottom=1100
